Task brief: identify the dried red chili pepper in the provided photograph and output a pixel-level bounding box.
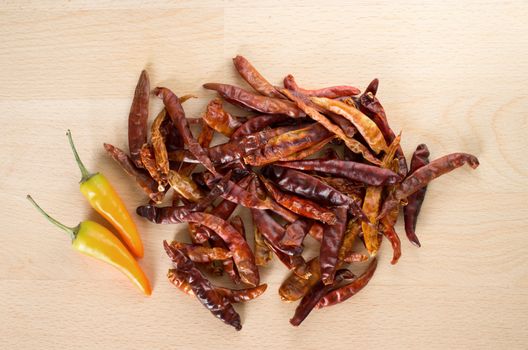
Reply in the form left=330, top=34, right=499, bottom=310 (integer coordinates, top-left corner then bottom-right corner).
left=139, top=143, right=164, bottom=190
left=281, top=88, right=382, bottom=166
left=338, top=220, right=368, bottom=263
left=150, top=108, right=170, bottom=181
left=179, top=120, right=216, bottom=177
left=233, top=55, right=283, bottom=98
left=167, top=170, right=203, bottom=202
left=163, top=242, right=242, bottom=330
left=204, top=83, right=304, bottom=118
left=279, top=136, right=335, bottom=162
left=357, top=80, right=408, bottom=176
left=248, top=178, right=301, bottom=256
left=316, top=258, right=378, bottom=309
left=215, top=283, right=268, bottom=303
left=278, top=159, right=400, bottom=186
left=381, top=222, right=401, bottom=265
left=181, top=212, right=259, bottom=287
left=362, top=133, right=402, bottom=256
left=168, top=269, right=267, bottom=303
left=315, top=176, right=364, bottom=199
left=167, top=268, right=194, bottom=295
left=364, top=78, right=379, bottom=95
left=362, top=187, right=382, bottom=257
left=403, top=144, right=430, bottom=247
left=311, top=97, right=388, bottom=154
left=136, top=203, right=198, bottom=225
left=231, top=114, right=290, bottom=139
left=379, top=153, right=480, bottom=219
left=320, top=207, right=348, bottom=285
left=290, top=269, right=355, bottom=326
left=264, top=166, right=366, bottom=220
left=243, top=123, right=333, bottom=166
left=254, top=226, right=272, bottom=267
left=203, top=125, right=301, bottom=165
left=154, top=87, right=217, bottom=175
left=279, top=257, right=321, bottom=302
left=103, top=143, right=164, bottom=203
left=203, top=173, right=298, bottom=223
left=260, top=176, right=336, bottom=224
left=128, top=70, right=150, bottom=168
left=283, top=74, right=361, bottom=98
left=169, top=241, right=233, bottom=263
left=203, top=98, right=242, bottom=137
left=279, top=218, right=312, bottom=249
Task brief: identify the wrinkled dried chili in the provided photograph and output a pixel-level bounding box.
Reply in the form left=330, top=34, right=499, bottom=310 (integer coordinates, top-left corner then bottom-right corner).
left=154, top=87, right=217, bottom=175
left=316, top=258, right=378, bottom=309
left=284, top=74, right=361, bottom=98
left=204, top=83, right=303, bottom=117
left=290, top=269, right=355, bottom=326
left=103, top=143, right=164, bottom=203
left=277, top=159, right=400, bottom=186
left=168, top=269, right=267, bottom=303
left=128, top=70, right=150, bottom=168
left=233, top=55, right=283, bottom=98
left=164, top=242, right=242, bottom=330
left=319, top=207, right=348, bottom=285
left=203, top=98, right=242, bottom=137
left=181, top=212, right=259, bottom=287
left=311, top=97, right=388, bottom=154
left=403, top=144, right=430, bottom=247
left=281, top=88, right=382, bottom=166
left=379, top=153, right=479, bottom=219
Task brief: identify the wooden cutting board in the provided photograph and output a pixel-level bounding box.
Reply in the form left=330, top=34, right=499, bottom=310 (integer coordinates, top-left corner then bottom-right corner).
left=1, top=1, right=527, bottom=349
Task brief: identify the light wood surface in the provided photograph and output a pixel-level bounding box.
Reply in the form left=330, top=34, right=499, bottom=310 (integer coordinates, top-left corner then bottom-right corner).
left=1, top=1, right=527, bottom=349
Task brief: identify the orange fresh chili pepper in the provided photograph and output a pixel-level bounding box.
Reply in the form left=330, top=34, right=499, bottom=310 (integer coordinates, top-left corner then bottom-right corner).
left=66, top=130, right=144, bottom=258
left=27, top=195, right=151, bottom=295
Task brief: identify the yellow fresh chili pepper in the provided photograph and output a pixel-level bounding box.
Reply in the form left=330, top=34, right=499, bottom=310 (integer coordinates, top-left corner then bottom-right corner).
left=66, top=130, right=144, bottom=258
left=27, top=195, right=151, bottom=296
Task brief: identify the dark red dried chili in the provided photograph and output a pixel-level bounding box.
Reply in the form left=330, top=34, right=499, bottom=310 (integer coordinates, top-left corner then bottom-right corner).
left=264, top=166, right=366, bottom=221
left=290, top=269, right=355, bottom=326
left=316, top=258, right=378, bottom=309
left=128, top=70, right=150, bottom=168
left=181, top=212, right=259, bottom=287
left=230, top=114, right=290, bottom=139
left=284, top=74, right=361, bottom=98
left=203, top=83, right=304, bottom=118
left=319, top=207, right=348, bottom=285
left=233, top=55, right=283, bottom=98
left=154, top=87, right=217, bottom=175
left=164, top=241, right=242, bottom=330
left=403, top=144, right=430, bottom=247
left=277, top=159, right=400, bottom=186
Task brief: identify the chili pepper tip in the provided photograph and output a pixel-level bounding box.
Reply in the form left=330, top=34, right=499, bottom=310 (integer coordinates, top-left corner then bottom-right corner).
left=408, top=234, right=421, bottom=248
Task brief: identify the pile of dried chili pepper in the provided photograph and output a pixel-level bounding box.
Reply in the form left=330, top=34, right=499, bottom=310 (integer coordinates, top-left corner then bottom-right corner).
left=105, top=56, right=479, bottom=330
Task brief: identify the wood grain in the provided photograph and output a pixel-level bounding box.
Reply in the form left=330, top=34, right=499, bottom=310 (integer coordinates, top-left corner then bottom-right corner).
left=1, top=1, right=527, bottom=349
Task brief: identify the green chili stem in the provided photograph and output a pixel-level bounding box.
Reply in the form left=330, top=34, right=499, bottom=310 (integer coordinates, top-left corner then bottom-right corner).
left=26, top=195, right=77, bottom=240
left=66, top=129, right=93, bottom=183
